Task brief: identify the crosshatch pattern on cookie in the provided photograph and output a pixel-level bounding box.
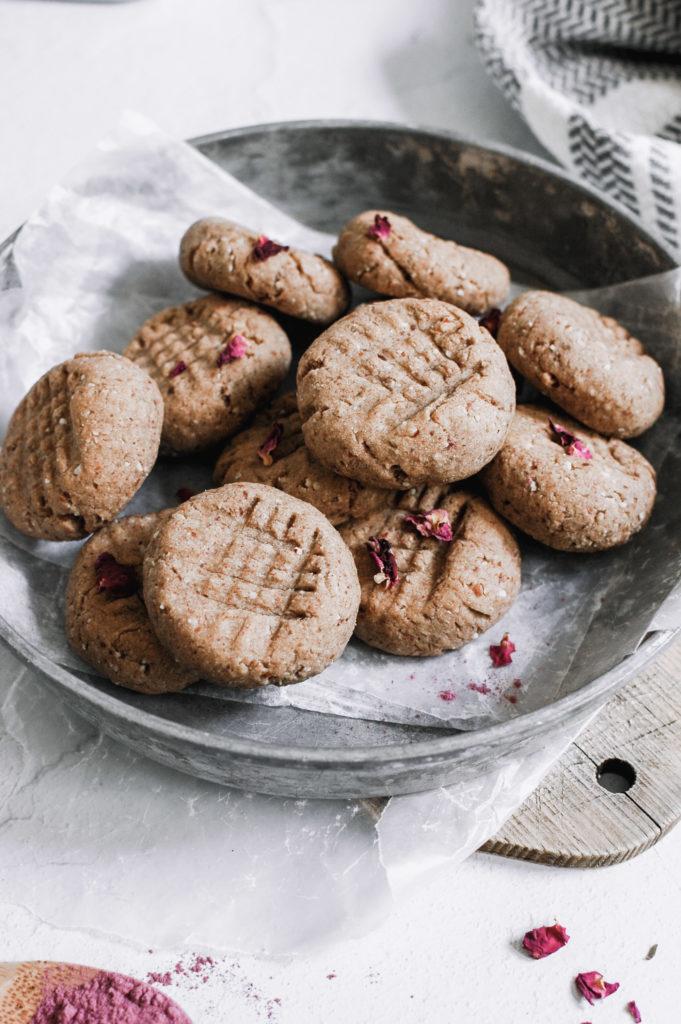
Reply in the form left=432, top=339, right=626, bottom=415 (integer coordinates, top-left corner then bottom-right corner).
left=143, top=484, right=360, bottom=686
left=124, top=295, right=290, bottom=454
left=298, top=299, right=515, bottom=488
left=0, top=353, right=163, bottom=540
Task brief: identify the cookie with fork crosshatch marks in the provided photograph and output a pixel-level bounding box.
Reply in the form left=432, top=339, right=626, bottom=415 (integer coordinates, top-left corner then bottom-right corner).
left=213, top=391, right=395, bottom=526
left=143, top=483, right=361, bottom=687
left=296, top=298, right=516, bottom=489
left=180, top=217, right=350, bottom=325
left=0, top=351, right=163, bottom=541
left=123, top=294, right=291, bottom=455
left=332, top=210, right=510, bottom=316
left=339, top=488, right=521, bottom=657
left=65, top=512, right=199, bottom=694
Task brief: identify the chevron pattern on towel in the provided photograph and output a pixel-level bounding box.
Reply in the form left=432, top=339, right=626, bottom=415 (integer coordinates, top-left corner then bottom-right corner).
left=475, top=0, right=681, bottom=254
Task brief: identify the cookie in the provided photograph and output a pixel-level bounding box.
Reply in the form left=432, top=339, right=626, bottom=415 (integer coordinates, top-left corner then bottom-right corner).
left=480, top=404, right=657, bottom=551
left=143, top=483, right=361, bottom=687
left=0, top=352, right=163, bottom=541
left=497, top=291, right=664, bottom=438
left=297, top=298, right=516, bottom=489
left=65, top=512, right=199, bottom=694
left=180, top=218, right=350, bottom=325
left=339, top=488, right=521, bottom=656
left=123, top=295, right=291, bottom=455
left=213, top=391, right=395, bottom=526
left=332, top=210, right=509, bottom=316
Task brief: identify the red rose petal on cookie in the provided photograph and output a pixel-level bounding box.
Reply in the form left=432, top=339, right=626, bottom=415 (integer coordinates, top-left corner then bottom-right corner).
left=628, top=1000, right=642, bottom=1022
left=438, top=689, right=456, bottom=702
left=169, top=360, right=187, bottom=378
left=253, top=235, right=289, bottom=261
left=94, top=552, right=138, bottom=598
left=479, top=307, right=501, bottom=338
left=522, top=923, right=570, bottom=959
left=366, top=535, right=399, bottom=589
left=575, top=972, right=620, bottom=1006
left=489, top=633, right=515, bottom=667
left=404, top=509, right=454, bottom=541
left=368, top=214, right=391, bottom=240
left=257, top=423, right=283, bottom=466
left=217, top=335, right=247, bottom=366
left=548, top=418, right=593, bottom=460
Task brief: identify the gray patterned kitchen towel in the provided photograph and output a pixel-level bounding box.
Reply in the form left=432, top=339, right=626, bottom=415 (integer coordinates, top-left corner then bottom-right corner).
left=474, top=0, right=681, bottom=254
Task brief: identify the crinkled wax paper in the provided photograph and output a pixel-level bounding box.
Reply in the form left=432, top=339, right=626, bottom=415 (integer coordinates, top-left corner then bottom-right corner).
left=0, top=114, right=679, bottom=953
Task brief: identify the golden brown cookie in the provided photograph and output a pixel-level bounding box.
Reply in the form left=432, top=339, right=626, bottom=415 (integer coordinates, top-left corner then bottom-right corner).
left=339, top=488, right=521, bottom=656
left=480, top=404, right=657, bottom=551
left=332, top=210, right=509, bottom=316
left=0, top=352, right=163, bottom=541
left=213, top=391, right=395, bottom=525
left=65, top=512, right=199, bottom=694
left=123, top=295, right=291, bottom=455
left=180, top=217, right=350, bottom=325
left=143, top=483, right=360, bottom=687
left=297, top=298, right=516, bottom=489
left=497, top=291, right=664, bottom=438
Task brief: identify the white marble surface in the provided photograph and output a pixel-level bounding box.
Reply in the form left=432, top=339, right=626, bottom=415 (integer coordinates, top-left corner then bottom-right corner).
left=1, top=0, right=680, bottom=1021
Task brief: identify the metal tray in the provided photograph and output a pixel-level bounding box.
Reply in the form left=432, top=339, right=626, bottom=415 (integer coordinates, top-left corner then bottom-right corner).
left=0, top=120, right=676, bottom=799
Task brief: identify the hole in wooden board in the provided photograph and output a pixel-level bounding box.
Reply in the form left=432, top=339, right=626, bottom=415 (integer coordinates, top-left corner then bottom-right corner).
left=596, top=758, right=637, bottom=793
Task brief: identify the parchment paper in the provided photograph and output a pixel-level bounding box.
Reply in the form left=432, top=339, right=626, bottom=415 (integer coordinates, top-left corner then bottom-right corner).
left=1, top=112, right=680, bottom=731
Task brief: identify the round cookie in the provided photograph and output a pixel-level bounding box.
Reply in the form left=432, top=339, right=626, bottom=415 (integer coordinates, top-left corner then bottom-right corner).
left=332, top=210, right=509, bottom=316
left=124, top=294, right=291, bottom=455
left=143, top=483, right=361, bottom=687
left=497, top=290, right=664, bottom=438
left=180, top=218, right=350, bottom=325
left=65, top=512, right=199, bottom=694
left=297, top=298, right=516, bottom=489
left=339, top=488, right=521, bottom=657
left=480, top=404, right=657, bottom=552
left=213, top=391, right=395, bottom=525
left=0, top=352, right=163, bottom=541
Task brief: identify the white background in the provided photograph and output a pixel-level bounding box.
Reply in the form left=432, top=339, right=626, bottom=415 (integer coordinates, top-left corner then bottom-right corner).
left=1, top=1, right=680, bottom=1021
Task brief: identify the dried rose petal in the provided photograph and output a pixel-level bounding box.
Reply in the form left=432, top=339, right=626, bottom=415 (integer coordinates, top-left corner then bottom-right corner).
left=489, top=633, right=515, bottom=667
left=548, top=418, right=593, bottom=460
left=368, top=214, right=391, bottom=240
left=257, top=423, right=283, bottom=466
left=366, top=536, right=399, bottom=589
left=575, top=972, right=620, bottom=1006
left=404, top=508, right=453, bottom=542
left=176, top=487, right=195, bottom=503
left=169, top=360, right=187, bottom=378
left=479, top=307, right=501, bottom=338
left=217, top=335, right=247, bottom=367
left=522, top=923, right=569, bottom=959
left=438, top=689, right=456, bottom=702
left=628, top=1002, right=642, bottom=1023
left=253, top=235, right=289, bottom=261
left=94, top=552, right=138, bottom=598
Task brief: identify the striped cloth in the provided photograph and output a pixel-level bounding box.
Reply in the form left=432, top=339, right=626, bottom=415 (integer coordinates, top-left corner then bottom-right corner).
left=475, top=0, right=681, bottom=255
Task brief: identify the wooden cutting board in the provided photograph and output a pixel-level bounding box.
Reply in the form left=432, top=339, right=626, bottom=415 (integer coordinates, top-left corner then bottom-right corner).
left=481, top=634, right=681, bottom=867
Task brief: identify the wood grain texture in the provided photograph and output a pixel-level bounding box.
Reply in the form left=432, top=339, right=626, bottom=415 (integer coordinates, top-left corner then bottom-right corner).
left=482, top=636, right=681, bottom=867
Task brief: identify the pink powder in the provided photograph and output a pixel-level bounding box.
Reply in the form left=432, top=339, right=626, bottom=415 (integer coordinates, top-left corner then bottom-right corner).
left=31, top=971, right=192, bottom=1024
left=468, top=682, right=491, bottom=695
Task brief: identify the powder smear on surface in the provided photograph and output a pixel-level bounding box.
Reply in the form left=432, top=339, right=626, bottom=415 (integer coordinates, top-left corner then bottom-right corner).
left=30, top=970, right=193, bottom=1024
left=146, top=954, right=283, bottom=1022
